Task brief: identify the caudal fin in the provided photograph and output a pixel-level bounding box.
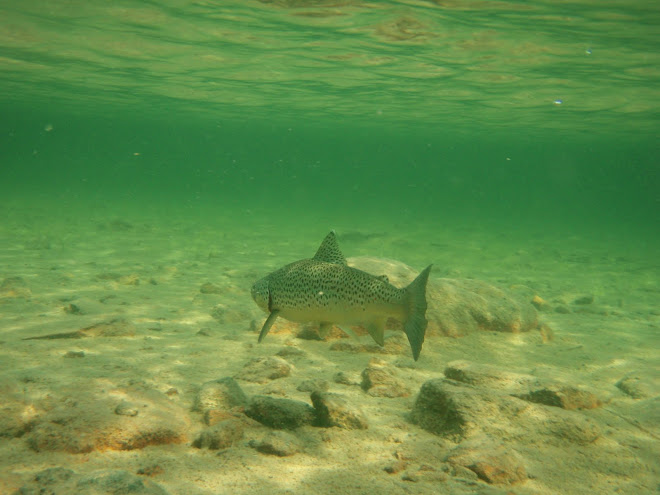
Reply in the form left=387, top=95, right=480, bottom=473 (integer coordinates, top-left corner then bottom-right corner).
left=403, top=265, right=432, bottom=361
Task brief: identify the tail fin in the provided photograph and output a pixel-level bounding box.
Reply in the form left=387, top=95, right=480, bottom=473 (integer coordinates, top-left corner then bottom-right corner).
left=403, top=265, right=432, bottom=361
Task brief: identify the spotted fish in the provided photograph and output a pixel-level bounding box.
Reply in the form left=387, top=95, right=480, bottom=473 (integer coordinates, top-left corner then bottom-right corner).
left=251, top=231, right=432, bottom=360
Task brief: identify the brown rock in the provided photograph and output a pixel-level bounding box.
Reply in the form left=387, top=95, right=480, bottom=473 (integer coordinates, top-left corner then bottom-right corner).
left=236, top=357, right=292, bottom=383
left=244, top=395, right=315, bottom=430
left=192, top=377, right=247, bottom=414
left=447, top=437, right=527, bottom=485
left=361, top=363, right=409, bottom=398
left=311, top=391, right=368, bottom=429
left=517, top=384, right=601, bottom=410
left=26, top=388, right=189, bottom=453
left=81, top=318, right=136, bottom=337
left=252, top=430, right=301, bottom=456
left=444, top=360, right=536, bottom=394
left=193, top=419, right=243, bottom=450
left=531, top=295, right=550, bottom=310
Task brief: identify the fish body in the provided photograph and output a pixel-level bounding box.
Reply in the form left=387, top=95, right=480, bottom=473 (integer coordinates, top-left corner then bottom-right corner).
left=251, top=231, right=432, bottom=360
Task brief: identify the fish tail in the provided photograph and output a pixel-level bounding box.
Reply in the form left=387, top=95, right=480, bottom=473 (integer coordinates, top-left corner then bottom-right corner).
left=403, top=265, right=432, bottom=360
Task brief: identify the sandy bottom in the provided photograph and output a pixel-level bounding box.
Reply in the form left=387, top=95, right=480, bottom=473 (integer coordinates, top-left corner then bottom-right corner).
left=0, top=202, right=658, bottom=495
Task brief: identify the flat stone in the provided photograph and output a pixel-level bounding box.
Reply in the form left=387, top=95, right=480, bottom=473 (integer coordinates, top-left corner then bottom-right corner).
left=446, top=437, right=527, bottom=485
left=26, top=387, right=189, bottom=453
left=516, top=383, right=602, bottom=410
left=211, top=304, right=252, bottom=324
left=311, top=391, right=368, bottom=429
left=192, top=419, right=244, bottom=450
left=446, top=360, right=602, bottom=410
left=410, top=378, right=600, bottom=445
left=200, top=282, right=223, bottom=294
left=444, top=360, right=536, bottom=394
left=192, top=377, right=247, bottom=414
left=81, top=318, right=136, bottom=337
left=0, top=276, right=31, bottom=299
left=244, top=395, right=315, bottom=430
left=236, top=356, right=292, bottom=384
left=361, top=364, right=409, bottom=398
left=616, top=373, right=658, bottom=399
left=252, top=430, right=302, bottom=456
left=297, top=379, right=329, bottom=393
left=77, top=470, right=169, bottom=494
left=17, top=468, right=169, bottom=495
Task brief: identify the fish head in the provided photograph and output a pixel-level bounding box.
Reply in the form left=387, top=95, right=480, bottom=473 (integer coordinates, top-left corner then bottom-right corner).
left=251, top=277, right=270, bottom=312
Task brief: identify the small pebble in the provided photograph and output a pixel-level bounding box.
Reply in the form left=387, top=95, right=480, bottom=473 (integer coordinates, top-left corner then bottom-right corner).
left=573, top=295, right=594, bottom=305
left=115, top=402, right=139, bottom=417
left=63, top=350, right=85, bottom=358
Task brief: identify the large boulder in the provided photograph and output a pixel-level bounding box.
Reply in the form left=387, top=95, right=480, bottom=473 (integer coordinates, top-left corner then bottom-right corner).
left=349, top=257, right=538, bottom=336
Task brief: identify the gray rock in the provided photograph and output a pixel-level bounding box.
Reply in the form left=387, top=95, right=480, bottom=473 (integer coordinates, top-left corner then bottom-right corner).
left=114, top=402, right=139, bottom=417
left=200, top=282, right=223, bottom=294
left=17, top=468, right=169, bottom=495
left=410, top=378, right=600, bottom=445
left=297, top=379, right=329, bottom=393
left=252, top=430, right=301, bottom=456
left=311, top=391, right=368, bottom=429
left=333, top=371, right=361, bottom=386
left=77, top=469, right=169, bottom=494
left=236, top=357, right=292, bottom=384
left=446, top=360, right=602, bottom=410
left=516, top=383, right=601, bottom=410
left=244, top=395, right=315, bottom=430
left=573, top=295, right=594, bottom=305
left=349, top=257, right=538, bottom=337
left=193, top=419, right=244, bottom=450
left=410, top=379, right=512, bottom=439
left=444, top=360, right=536, bottom=394
left=616, top=373, right=658, bottom=399
left=192, top=377, right=247, bottom=414
left=63, top=350, right=85, bottom=358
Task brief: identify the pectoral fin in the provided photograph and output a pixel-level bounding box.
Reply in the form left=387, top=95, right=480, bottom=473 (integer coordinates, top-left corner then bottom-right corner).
left=366, top=319, right=386, bottom=347
left=258, top=310, right=280, bottom=343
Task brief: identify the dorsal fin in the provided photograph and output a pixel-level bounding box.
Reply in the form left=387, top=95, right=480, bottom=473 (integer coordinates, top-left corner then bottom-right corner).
left=312, top=231, right=346, bottom=265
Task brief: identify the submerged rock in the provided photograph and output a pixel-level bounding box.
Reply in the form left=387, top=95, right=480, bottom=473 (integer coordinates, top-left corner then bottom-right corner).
left=193, top=419, right=244, bottom=450
left=311, top=391, right=368, bottom=429
left=244, top=395, right=315, bottom=430
left=616, top=372, right=658, bottom=399
left=349, top=257, right=538, bottom=337
left=361, top=363, right=410, bottom=398
left=236, top=356, right=292, bottom=384
left=410, top=375, right=601, bottom=445
left=446, top=437, right=528, bottom=485
left=25, top=387, right=189, bottom=453
left=17, top=468, right=169, bottom=495
left=192, top=377, right=247, bottom=414
left=251, top=430, right=302, bottom=456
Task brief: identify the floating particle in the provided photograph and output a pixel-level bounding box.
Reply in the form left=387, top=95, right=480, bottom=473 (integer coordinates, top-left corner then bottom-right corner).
left=553, top=99, right=563, bottom=105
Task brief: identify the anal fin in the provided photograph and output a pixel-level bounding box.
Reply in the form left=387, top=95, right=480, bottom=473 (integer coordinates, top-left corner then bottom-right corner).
left=366, top=319, right=386, bottom=347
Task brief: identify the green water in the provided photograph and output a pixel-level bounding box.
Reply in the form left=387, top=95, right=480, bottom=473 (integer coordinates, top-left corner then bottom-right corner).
left=1, top=0, right=658, bottom=238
